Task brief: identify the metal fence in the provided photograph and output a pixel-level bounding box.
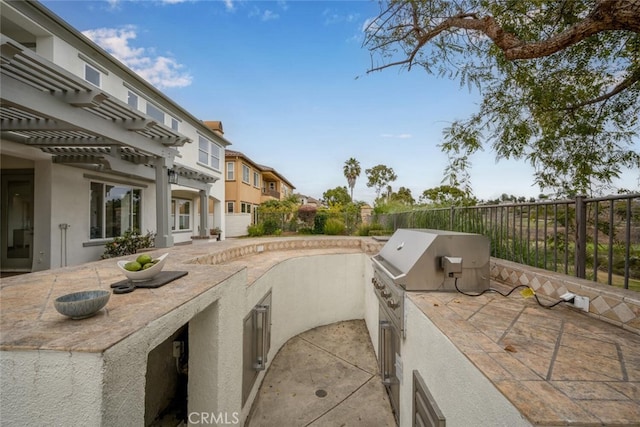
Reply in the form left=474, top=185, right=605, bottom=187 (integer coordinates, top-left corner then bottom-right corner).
left=375, top=193, right=640, bottom=291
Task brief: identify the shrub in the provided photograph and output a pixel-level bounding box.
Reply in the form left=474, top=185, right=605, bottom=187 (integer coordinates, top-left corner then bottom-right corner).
left=102, top=229, right=155, bottom=259
left=314, top=211, right=328, bottom=234
left=298, top=204, right=317, bottom=226
left=262, top=218, right=280, bottom=235
left=298, top=227, right=314, bottom=235
left=356, top=222, right=384, bottom=236
left=247, top=223, right=265, bottom=237
left=324, top=218, right=346, bottom=235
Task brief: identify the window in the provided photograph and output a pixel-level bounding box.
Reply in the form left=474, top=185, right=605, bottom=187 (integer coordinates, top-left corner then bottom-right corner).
left=269, top=182, right=276, bottom=190
left=242, top=164, right=250, bottom=184
left=147, top=103, right=165, bottom=124
left=84, top=63, right=101, bottom=87
left=170, top=117, right=179, bottom=131
left=171, top=199, right=191, bottom=231
left=227, top=202, right=234, bottom=213
left=127, top=91, right=138, bottom=109
left=241, top=202, right=251, bottom=214
left=198, top=136, right=221, bottom=170
left=227, top=162, right=235, bottom=180
left=253, top=172, right=260, bottom=188
left=90, top=182, right=141, bottom=239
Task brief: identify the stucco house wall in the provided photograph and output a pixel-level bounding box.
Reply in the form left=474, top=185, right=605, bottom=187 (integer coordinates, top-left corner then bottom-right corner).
left=1, top=0, right=229, bottom=271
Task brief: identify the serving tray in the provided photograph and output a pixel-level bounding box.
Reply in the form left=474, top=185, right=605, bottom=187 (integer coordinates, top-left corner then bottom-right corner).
left=110, top=271, right=188, bottom=293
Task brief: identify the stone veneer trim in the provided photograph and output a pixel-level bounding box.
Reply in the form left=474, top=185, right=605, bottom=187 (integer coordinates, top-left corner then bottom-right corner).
left=490, top=257, right=640, bottom=336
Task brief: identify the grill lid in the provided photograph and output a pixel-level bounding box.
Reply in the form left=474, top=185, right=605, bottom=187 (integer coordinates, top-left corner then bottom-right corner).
left=372, top=229, right=490, bottom=292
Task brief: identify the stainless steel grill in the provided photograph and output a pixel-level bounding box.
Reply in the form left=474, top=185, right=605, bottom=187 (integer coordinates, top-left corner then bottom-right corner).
left=371, top=229, right=491, bottom=425
left=372, top=228, right=490, bottom=292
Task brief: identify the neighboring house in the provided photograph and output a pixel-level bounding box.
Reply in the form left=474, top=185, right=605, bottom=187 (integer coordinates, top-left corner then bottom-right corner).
left=225, top=150, right=295, bottom=237
left=0, top=1, right=231, bottom=272
left=296, top=194, right=322, bottom=207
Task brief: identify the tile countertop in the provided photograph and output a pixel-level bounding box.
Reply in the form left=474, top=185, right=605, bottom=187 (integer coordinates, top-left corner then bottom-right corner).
left=0, top=251, right=244, bottom=353
left=0, top=237, right=377, bottom=353
left=409, top=284, right=640, bottom=426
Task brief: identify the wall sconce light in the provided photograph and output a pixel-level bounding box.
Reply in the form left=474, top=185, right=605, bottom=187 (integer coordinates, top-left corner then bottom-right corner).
left=168, top=168, right=179, bottom=185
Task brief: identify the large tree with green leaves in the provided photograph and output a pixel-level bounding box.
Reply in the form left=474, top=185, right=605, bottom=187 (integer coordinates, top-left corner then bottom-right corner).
left=390, top=186, right=416, bottom=205
left=365, top=164, right=398, bottom=200
left=364, top=0, right=640, bottom=196
left=323, top=186, right=352, bottom=206
left=420, top=185, right=476, bottom=206
left=343, top=157, right=362, bottom=201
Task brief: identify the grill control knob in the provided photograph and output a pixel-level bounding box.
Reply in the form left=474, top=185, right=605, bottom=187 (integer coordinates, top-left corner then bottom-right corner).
left=381, top=290, right=392, bottom=299
left=387, top=299, right=399, bottom=309
left=373, top=278, right=385, bottom=290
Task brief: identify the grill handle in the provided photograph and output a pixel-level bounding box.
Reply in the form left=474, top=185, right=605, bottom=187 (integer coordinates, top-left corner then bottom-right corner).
left=372, top=256, right=407, bottom=282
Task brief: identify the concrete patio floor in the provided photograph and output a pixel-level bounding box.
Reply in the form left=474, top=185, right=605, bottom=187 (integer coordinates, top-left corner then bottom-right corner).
left=246, top=320, right=396, bottom=427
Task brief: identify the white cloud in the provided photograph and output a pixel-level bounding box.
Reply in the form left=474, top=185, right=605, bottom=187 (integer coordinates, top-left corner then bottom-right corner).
left=248, top=5, right=279, bottom=21
left=261, top=9, right=279, bottom=21
left=223, top=0, right=234, bottom=11
left=322, top=8, right=360, bottom=25
left=82, top=26, right=192, bottom=90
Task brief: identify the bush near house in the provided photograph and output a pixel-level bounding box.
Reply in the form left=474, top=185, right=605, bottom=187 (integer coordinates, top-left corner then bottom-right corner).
left=247, top=223, right=265, bottom=237
left=102, top=230, right=155, bottom=259
left=298, top=204, right=317, bottom=228
left=324, top=218, right=346, bottom=235
left=314, top=211, right=329, bottom=234
left=356, top=222, right=386, bottom=236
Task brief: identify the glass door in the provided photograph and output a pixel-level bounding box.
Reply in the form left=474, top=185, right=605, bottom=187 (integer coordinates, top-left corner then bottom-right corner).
left=1, top=170, right=34, bottom=271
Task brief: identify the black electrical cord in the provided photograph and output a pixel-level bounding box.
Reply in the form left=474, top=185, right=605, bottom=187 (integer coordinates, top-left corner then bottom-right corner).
left=453, top=277, right=565, bottom=309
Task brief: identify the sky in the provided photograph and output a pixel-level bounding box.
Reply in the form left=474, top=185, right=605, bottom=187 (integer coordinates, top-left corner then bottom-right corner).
left=41, top=0, right=639, bottom=204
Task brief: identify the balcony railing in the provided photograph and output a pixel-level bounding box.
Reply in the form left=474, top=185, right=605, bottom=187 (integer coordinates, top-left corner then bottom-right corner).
left=262, top=188, right=280, bottom=199
left=375, top=193, right=640, bottom=291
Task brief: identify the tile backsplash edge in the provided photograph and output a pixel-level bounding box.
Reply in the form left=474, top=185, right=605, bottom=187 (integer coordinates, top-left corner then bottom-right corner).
left=490, top=257, right=640, bottom=336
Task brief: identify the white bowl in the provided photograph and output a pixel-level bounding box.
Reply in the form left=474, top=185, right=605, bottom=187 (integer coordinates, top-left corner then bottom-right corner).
left=117, top=253, right=168, bottom=282
left=54, top=290, right=110, bottom=319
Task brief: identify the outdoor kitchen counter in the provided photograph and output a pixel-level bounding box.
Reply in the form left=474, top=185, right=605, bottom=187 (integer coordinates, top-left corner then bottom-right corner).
left=0, top=236, right=380, bottom=353
left=0, top=250, right=243, bottom=353
left=408, top=285, right=640, bottom=426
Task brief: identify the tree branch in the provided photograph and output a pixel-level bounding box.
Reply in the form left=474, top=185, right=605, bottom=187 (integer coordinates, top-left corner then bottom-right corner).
left=367, top=0, right=640, bottom=74
left=561, top=68, right=640, bottom=110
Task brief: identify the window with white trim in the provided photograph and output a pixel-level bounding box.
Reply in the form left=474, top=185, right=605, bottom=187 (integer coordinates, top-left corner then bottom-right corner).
left=227, top=202, right=234, bottom=213
left=253, top=171, right=260, bottom=188
left=241, top=202, right=251, bottom=214
left=147, top=103, right=165, bottom=124
left=242, top=164, right=250, bottom=184
left=198, top=136, right=221, bottom=170
left=90, top=182, right=141, bottom=239
left=84, top=63, right=101, bottom=87
left=127, top=91, right=138, bottom=109
left=227, top=162, right=235, bottom=180
left=171, top=198, right=191, bottom=231
left=170, top=117, right=179, bottom=131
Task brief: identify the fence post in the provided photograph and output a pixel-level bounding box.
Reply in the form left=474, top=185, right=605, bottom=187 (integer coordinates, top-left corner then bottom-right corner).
left=574, top=195, right=587, bottom=279
left=450, top=206, right=455, bottom=230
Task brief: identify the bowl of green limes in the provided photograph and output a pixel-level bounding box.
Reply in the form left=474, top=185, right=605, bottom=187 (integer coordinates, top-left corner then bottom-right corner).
left=116, top=253, right=168, bottom=282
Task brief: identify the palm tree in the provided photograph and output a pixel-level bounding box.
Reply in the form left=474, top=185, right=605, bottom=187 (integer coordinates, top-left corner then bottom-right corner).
left=343, top=158, right=361, bottom=202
